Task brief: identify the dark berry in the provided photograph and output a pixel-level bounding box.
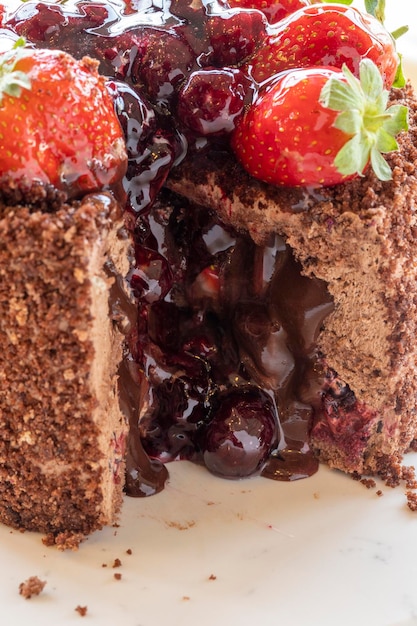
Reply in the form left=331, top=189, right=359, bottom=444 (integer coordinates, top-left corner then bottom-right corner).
left=203, top=386, right=278, bottom=478
left=130, top=246, right=173, bottom=303
left=206, top=8, right=267, bottom=67
left=129, top=29, right=196, bottom=103
left=176, top=67, right=252, bottom=136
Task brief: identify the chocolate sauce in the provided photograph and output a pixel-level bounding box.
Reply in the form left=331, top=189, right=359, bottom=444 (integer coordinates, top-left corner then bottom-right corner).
left=132, top=190, right=334, bottom=483
left=118, top=359, right=168, bottom=497
left=106, top=251, right=169, bottom=496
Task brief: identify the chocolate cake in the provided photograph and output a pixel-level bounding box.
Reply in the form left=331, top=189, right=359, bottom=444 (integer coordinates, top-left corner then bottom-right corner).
left=0, top=187, right=131, bottom=538
left=166, top=83, right=417, bottom=478
left=1, top=0, right=417, bottom=542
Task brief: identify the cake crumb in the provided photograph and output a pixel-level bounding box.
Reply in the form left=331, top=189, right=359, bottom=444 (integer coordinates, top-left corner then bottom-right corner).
left=114, top=573, right=122, bottom=581
left=313, top=492, right=320, bottom=499
left=42, top=530, right=83, bottom=551
left=360, top=478, right=376, bottom=489
left=165, top=520, right=196, bottom=530
left=75, top=605, right=88, bottom=617
left=112, top=558, right=122, bottom=568
left=376, top=489, right=383, bottom=497
left=208, top=574, right=217, bottom=581
left=126, top=548, right=132, bottom=555
left=19, top=576, right=46, bottom=599
left=406, top=491, right=417, bottom=511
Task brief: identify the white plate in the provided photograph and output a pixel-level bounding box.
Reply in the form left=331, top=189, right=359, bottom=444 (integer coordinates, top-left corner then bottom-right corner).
left=2, top=3, right=417, bottom=626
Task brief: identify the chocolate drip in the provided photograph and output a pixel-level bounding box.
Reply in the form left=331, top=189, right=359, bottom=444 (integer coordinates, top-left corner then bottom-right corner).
left=106, top=251, right=168, bottom=496
left=118, top=359, right=168, bottom=497
left=262, top=449, right=319, bottom=481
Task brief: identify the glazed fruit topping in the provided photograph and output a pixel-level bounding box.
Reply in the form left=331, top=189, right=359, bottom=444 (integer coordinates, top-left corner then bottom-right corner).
left=231, top=60, right=408, bottom=187
left=0, top=40, right=127, bottom=196
left=227, top=0, right=309, bottom=25
left=245, top=4, right=400, bottom=88
left=176, top=67, right=251, bottom=137
left=202, top=386, right=278, bottom=478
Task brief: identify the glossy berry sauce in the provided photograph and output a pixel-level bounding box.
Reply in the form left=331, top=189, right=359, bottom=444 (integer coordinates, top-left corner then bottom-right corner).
left=2, top=0, right=359, bottom=492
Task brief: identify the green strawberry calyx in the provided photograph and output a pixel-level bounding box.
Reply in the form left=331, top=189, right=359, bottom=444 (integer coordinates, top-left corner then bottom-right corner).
left=0, top=38, right=31, bottom=104
left=319, top=59, right=409, bottom=181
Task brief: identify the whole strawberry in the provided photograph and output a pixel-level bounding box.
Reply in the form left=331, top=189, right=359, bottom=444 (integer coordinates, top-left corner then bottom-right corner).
left=231, top=60, right=408, bottom=187
left=246, top=4, right=399, bottom=89
left=0, top=43, right=127, bottom=197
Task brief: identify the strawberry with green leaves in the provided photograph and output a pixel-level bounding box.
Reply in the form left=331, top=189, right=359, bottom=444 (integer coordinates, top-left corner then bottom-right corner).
left=231, top=59, right=408, bottom=187
left=245, top=3, right=400, bottom=89
left=0, top=42, right=127, bottom=197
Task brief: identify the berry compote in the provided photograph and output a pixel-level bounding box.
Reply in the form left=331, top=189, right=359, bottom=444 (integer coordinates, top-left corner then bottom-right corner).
left=1, top=0, right=360, bottom=493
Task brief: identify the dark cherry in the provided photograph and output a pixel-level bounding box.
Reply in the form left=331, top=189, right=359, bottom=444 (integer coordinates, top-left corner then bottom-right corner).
left=202, top=386, right=278, bottom=478
left=130, top=247, right=173, bottom=303
left=227, top=0, right=309, bottom=25
left=205, top=7, right=267, bottom=67
left=176, top=67, right=252, bottom=136
left=129, top=28, right=196, bottom=103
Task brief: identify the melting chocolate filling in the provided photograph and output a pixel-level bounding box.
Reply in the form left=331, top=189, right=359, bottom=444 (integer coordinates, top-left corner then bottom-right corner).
left=113, top=189, right=336, bottom=494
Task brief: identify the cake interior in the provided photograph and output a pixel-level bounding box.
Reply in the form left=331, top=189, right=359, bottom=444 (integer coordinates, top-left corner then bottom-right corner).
left=0, top=188, right=130, bottom=536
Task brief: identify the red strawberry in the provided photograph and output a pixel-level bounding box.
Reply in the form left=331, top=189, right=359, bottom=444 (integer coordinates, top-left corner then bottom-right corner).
left=246, top=4, right=399, bottom=89
left=231, top=60, right=408, bottom=187
left=226, top=0, right=309, bottom=25
left=0, top=43, right=127, bottom=197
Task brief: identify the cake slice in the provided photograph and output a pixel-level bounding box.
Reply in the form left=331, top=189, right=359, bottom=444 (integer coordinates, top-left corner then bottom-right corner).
left=0, top=185, right=130, bottom=542
left=166, top=81, right=417, bottom=479
left=0, top=46, right=133, bottom=544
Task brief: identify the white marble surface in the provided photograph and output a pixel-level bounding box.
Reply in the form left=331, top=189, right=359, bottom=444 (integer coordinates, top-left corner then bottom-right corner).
left=1, top=2, right=417, bottom=625
left=1, top=459, right=417, bottom=626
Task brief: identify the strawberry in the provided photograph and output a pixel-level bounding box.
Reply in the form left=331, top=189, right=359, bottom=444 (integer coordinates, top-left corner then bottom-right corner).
left=0, top=42, right=127, bottom=197
left=246, top=4, right=399, bottom=89
left=226, top=0, right=309, bottom=25
left=231, top=60, right=408, bottom=187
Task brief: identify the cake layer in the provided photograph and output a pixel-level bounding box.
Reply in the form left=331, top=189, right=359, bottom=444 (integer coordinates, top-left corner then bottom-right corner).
left=0, top=189, right=130, bottom=538
left=166, top=82, right=417, bottom=476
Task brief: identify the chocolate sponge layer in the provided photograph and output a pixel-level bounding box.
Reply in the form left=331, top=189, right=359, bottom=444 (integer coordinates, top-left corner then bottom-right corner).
left=0, top=192, right=129, bottom=537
